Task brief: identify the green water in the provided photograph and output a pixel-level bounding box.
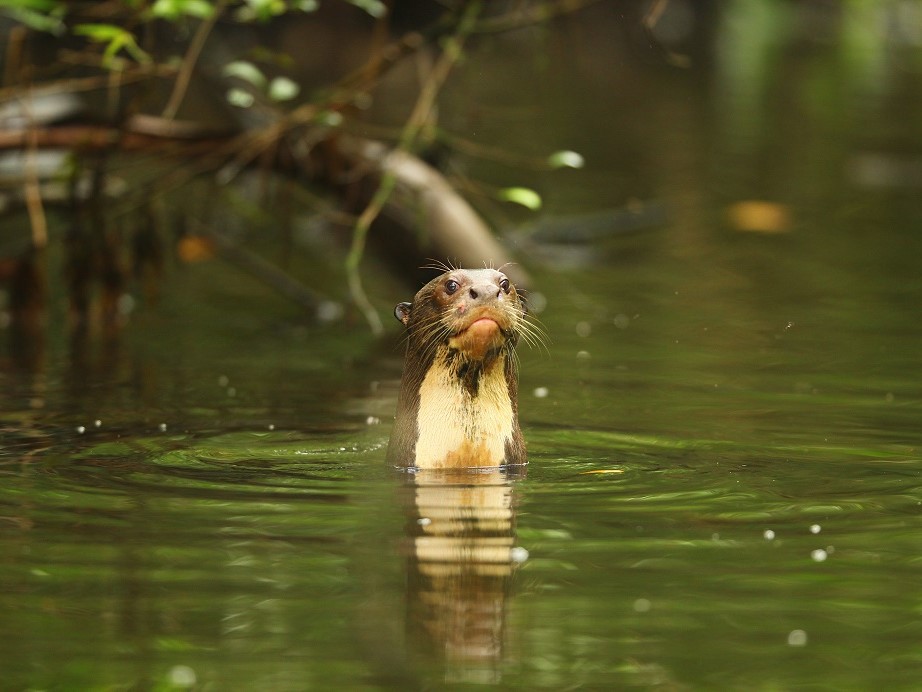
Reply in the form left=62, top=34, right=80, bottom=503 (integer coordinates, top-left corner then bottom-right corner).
left=2, top=202, right=920, bottom=689
left=3, top=6, right=922, bottom=690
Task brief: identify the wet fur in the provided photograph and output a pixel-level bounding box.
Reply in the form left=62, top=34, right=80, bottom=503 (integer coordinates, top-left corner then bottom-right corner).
left=387, top=269, right=526, bottom=469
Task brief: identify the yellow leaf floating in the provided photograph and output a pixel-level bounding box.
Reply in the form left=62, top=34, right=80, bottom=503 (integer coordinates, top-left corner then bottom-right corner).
left=580, top=469, right=625, bottom=475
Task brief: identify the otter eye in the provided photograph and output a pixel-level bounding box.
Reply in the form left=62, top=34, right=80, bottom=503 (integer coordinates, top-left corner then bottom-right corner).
left=445, top=279, right=460, bottom=295
left=499, top=278, right=510, bottom=293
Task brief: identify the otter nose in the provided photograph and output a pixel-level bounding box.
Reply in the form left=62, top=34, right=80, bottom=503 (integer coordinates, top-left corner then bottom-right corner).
left=468, top=282, right=501, bottom=302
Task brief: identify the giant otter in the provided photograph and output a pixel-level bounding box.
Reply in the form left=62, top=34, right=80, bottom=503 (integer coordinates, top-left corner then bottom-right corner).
left=387, top=268, right=531, bottom=469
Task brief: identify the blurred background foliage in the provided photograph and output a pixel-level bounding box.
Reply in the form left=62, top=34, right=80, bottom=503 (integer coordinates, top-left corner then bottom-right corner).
left=1, top=0, right=921, bottom=337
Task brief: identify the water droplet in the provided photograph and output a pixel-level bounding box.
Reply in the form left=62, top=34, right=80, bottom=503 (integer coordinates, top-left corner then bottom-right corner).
left=787, top=629, right=808, bottom=646
left=575, top=321, right=592, bottom=337
left=811, top=549, right=828, bottom=562
left=613, top=313, right=630, bottom=329
left=117, top=293, right=135, bottom=316
left=533, top=386, right=549, bottom=398
left=93, top=419, right=102, bottom=428
left=168, top=665, right=197, bottom=687
left=317, top=300, right=344, bottom=323
left=810, top=524, right=821, bottom=534
left=417, top=517, right=432, bottom=527
left=267, top=424, right=275, bottom=431
left=366, top=416, right=380, bottom=425
left=158, top=423, right=168, bottom=433
left=75, top=425, right=86, bottom=434
left=510, top=546, right=529, bottom=563
left=576, top=350, right=591, bottom=360
left=527, top=291, right=547, bottom=313
left=633, top=598, right=652, bottom=613
left=218, top=375, right=230, bottom=387
left=763, top=529, right=775, bottom=541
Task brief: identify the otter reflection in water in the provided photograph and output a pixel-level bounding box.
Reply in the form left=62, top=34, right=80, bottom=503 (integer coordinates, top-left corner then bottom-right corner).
left=401, top=466, right=526, bottom=683
left=386, top=267, right=539, bottom=679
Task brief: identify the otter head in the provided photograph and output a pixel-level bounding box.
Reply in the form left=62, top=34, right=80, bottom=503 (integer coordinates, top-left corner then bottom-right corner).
left=395, top=268, right=525, bottom=370
left=388, top=268, right=528, bottom=469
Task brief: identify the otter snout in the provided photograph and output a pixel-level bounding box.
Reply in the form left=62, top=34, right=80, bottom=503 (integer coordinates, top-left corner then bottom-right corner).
left=467, top=282, right=501, bottom=302
left=457, top=280, right=504, bottom=315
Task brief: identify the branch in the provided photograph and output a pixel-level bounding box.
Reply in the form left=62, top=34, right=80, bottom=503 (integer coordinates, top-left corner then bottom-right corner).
left=162, top=0, right=229, bottom=120
left=343, top=1, right=483, bottom=335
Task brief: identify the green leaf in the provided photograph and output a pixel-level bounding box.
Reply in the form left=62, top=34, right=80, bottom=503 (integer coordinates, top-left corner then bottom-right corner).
left=149, top=0, right=215, bottom=20
left=74, top=23, right=150, bottom=67
left=268, top=76, right=300, bottom=102
left=547, top=149, right=585, bottom=169
left=235, top=0, right=287, bottom=22
left=226, top=88, right=255, bottom=108
left=223, top=60, right=266, bottom=87
left=315, top=111, right=343, bottom=127
left=497, top=187, right=543, bottom=211
left=0, top=0, right=58, bottom=9
left=345, top=0, right=387, bottom=19
left=0, top=5, right=66, bottom=34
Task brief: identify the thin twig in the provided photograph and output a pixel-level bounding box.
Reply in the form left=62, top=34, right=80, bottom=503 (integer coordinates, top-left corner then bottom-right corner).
left=162, top=0, right=228, bottom=120
left=22, top=94, right=48, bottom=249
left=344, top=1, right=482, bottom=334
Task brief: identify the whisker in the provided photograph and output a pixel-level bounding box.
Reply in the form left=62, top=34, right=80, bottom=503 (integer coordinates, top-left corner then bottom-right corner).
left=419, top=258, right=461, bottom=275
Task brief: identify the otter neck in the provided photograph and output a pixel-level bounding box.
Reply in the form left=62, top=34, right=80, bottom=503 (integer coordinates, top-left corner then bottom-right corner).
left=413, top=344, right=515, bottom=469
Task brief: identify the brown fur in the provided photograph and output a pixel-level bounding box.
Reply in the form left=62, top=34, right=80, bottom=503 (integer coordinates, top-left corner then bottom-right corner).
left=387, top=268, right=527, bottom=469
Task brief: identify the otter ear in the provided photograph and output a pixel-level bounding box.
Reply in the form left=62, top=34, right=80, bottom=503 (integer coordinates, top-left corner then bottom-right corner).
left=394, top=301, right=412, bottom=326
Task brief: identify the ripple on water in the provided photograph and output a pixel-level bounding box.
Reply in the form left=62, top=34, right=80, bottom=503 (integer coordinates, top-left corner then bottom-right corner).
left=15, top=427, right=389, bottom=523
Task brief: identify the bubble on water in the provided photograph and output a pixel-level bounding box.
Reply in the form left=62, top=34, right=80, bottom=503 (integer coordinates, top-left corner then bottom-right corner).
left=576, top=350, right=591, bottom=360
left=366, top=416, right=380, bottom=425
left=575, top=321, right=592, bottom=338
left=158, top=423, right=168, bottom=433
left=763, top=529, right=775, bottom=541
left=809, top=524, right=821, bottom=534
left=117, top=293, right=136, bottom=316
left=417, top=517, right=432, bottom=527
left=533, top=386, right=549, bottom=398
left=93, top=419, right=102, bottom=428
left=168, top=665, right=197, bottom=687
left=75, top=425, right=86, bottom=434
left=317, top=300, right=344, bottom=323
left=613, top=313, right=630, bottom=329
left=267, top=424, right=275, bottom=431
left=526, top=291, right=547, bottom=314
left=218, top=375, right=230, bottom=387
left=510, top=546, right=529, bottom=564
left=787, top=629, right=808, bottom=647
left=811, top=549, right=828, bottom=562
left=633, top=598, right=652, bottom=613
